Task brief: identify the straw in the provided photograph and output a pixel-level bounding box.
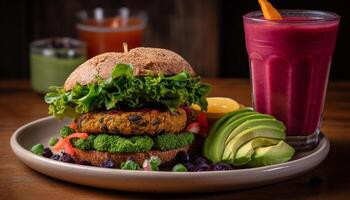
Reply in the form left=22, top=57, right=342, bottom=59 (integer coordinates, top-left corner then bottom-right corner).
left=94, top=7, right=104, bottom=22
left=123, top=42, right=128, bottom=53
left=119, top=7, right=129, bottom=27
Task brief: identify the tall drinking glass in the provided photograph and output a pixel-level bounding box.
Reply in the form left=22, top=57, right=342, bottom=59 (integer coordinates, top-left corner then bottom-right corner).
left=30, top=38, right=86, bottom=93
left=243, top=10, right=340, bottom=149
left=77, top=9, right=146, bottom=58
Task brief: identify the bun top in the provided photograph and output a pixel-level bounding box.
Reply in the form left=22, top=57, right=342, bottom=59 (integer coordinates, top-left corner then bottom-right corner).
left=64, top=47, right=195, bottom=91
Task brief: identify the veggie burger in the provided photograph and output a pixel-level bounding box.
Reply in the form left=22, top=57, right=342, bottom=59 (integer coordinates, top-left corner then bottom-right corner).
left=45, top=47, right=211, bottom=166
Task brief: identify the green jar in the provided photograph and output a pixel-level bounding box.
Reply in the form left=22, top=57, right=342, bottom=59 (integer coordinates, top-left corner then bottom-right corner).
left=30, top=38, right=86, bottom=93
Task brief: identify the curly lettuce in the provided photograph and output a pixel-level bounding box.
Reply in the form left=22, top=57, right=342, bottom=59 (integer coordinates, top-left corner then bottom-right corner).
left=45, top=63, right=211, bottom=119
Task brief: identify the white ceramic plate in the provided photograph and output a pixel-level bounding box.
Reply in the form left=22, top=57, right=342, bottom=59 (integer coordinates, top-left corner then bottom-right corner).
left=10, top=116, right=329, bottom=193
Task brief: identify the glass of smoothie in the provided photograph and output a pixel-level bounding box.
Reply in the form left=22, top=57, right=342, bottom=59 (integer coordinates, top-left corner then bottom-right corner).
left=243, top=10, right=340, bottom=149
left=76, top=7, right=146, bottom=58
left=30, top=38, right=86, bottom=93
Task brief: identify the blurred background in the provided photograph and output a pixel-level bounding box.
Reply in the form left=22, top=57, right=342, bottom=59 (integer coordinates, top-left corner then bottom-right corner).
left=1, top=0, right=349, bottom=81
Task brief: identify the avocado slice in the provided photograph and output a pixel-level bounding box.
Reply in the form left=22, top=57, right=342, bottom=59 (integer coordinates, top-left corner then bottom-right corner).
left=246, top=140, right=295, bottom=167
left=225, top=118, right=286, bottom=145
left=222, top=126, right=285, bottom=163
left=203, top=109, right=252, bottom=157
left=234, top=137, right=280, bottom=166
left=205, top=109, right=257, bottom=162
left=203, top=108, right=253, bottom=160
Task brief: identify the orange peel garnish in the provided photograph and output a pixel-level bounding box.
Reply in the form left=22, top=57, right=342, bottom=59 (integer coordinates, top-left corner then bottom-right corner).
left=258, top=0, right=283, bottom=20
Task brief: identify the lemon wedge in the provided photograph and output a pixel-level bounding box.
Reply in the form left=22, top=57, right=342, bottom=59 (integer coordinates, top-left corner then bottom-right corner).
left=192, top=97, right=242, bottom=123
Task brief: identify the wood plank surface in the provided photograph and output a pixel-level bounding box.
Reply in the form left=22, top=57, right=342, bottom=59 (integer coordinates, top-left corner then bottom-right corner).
left=0, top=79, right=349, bottom=200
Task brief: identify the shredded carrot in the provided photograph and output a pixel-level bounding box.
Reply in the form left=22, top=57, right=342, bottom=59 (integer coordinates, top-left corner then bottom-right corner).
left=69, top=121, right=78, bottom=131
left=64, top=142, right=75, bottom=156
left=53, top=138, right=66, bottom=152
left=53, top=133, right=88, bottom=154
left=65, top=133, right=88, bottom=140
left=258, top=0, right=283, bottom=20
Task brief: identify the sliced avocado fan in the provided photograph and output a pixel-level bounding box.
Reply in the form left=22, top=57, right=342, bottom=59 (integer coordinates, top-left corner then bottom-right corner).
left=234, top=137, right=280, bottom=166
left=222, top=125, right=285, bottom=163
left=203, top=108, right=254, bottom=162
left=225, top=118, right=286, bottom=144
left=246, top=140, right=295, bottom=167
left=203, top=108, right=295, bottom=167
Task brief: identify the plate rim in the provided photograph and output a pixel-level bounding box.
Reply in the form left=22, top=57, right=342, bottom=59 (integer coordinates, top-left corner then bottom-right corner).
left=10, top=116, right=330, bottom=176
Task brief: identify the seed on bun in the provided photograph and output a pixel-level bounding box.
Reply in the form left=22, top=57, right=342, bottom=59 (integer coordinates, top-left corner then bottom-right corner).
left=64, top=47, right=196, bottom=91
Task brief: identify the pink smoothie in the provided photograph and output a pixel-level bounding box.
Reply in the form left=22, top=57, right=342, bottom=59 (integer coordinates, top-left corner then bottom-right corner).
left=244, top=11, right=339, bottom=136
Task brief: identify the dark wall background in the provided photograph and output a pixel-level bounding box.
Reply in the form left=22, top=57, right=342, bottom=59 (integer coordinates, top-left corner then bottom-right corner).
left=0, top=0, right=349, bottom=79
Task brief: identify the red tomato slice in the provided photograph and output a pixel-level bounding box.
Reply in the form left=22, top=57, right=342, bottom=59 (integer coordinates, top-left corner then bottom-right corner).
left=199, top=127, right=209, bottom=137
left=197, top=112, right=209, bottom=128
left=186, top=122, right=200, bottom=134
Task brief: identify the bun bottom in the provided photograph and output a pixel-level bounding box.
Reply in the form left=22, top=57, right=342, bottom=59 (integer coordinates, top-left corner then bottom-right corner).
left=74, top=146, right=190, bottom=167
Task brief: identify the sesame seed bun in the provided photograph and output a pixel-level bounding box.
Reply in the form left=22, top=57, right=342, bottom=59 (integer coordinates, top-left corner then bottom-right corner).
left=64, top=47, right=195, bottom=91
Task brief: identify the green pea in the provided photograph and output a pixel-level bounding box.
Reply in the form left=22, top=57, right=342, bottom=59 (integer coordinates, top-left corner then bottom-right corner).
left=31, top=144, right=44, bottom=155
left=149, top=156, right=161, bottom=171
left=49, top=137, right=58, bottom=146
left=120, top=160, right=140, bottom=170
left=172, top=163, right=187, bottom=172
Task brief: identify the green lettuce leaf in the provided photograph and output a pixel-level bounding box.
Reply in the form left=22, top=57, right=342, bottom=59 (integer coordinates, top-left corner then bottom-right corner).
left=45, top=63, right=211, bottom=119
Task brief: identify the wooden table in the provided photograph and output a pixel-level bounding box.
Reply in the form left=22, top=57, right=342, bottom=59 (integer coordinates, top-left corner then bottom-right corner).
left=1, top=79, right=349, bottom=200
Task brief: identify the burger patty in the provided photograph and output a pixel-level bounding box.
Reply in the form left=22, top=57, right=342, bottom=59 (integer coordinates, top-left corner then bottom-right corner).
left=76, top=107, right=187, bottom=135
